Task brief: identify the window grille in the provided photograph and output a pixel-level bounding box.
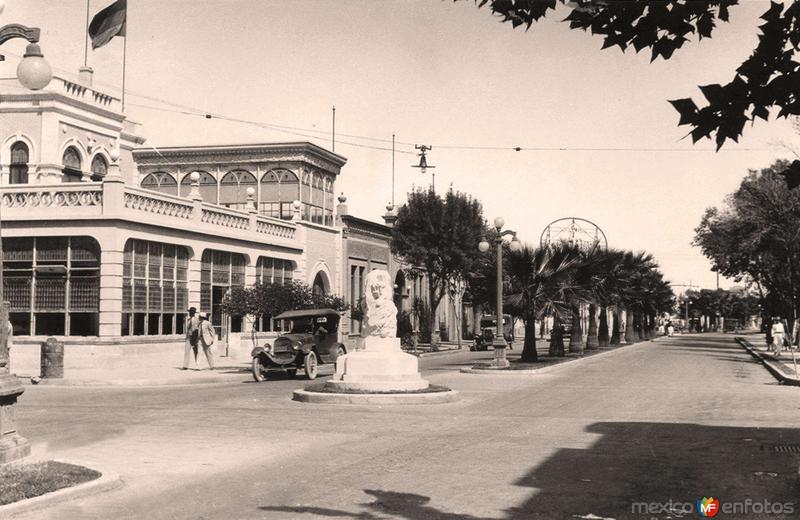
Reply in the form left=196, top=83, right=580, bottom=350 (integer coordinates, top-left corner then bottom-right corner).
left=2, top=237, right=101, bottom=336
left=121, top=239, right=191, bottom=336
left=200, top=283, right=211, bottom=310
left=162, top=283, right=175, bottom=312
left=133, top=279, right=147, bottom=311
left=36, top=237, right=68, bottom=262
left=3, top=238, right=33, bottom=262
left=148, top=243, right=162, bottom=279
left=133, top=241, right=147, bottom=278
left=70, top=277, right=99, bottom=311
left=148, top=281, right=161, bottom=310
left=163, top=256, right=175, bottom=280
left=5, top=278, right=31, bottom=311
left=35, top=277, right=66, bottom=311
left=71, top=237, right=100, bottom=262
left=176, top=282, right=188, bottom=310
left=122, top=279, right=132, bottom=311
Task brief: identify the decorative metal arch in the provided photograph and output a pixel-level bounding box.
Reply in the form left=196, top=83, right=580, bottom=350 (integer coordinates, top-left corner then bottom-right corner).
left=540, top=217, right=608, bottom=252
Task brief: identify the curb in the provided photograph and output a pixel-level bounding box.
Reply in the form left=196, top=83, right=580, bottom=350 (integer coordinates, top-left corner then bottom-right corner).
left=292, top=388, right=460, bottom=405
left=21, top=374, right=248, bottom=387
left=460, top=337, right=659, bottom=376
left=734, top=337, right=800, bottom=386
left=413, top=348, right=466, bottom=358
left=0, top=461, right=123, bottom=518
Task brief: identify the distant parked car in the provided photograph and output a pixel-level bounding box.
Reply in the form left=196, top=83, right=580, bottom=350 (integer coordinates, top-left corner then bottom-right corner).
left=471, top=314, right=513, bottom=351
left=250, top=308, right=346, bottom=382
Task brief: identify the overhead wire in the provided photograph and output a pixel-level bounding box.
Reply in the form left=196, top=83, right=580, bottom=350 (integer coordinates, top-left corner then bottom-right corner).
left=8, top=49, right=780, bottom=156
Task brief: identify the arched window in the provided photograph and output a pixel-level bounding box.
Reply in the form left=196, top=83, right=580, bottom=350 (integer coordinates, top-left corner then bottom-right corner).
left=141, top=172, right=178, bottom=196
left=219, top=169, right=257, bottom=210
left=2, top=236, right=101, bottom=336
left=259, top=168, right=297, bottom=220
left=9, top=142, right=29, bottom=184
left=179, top=171, right=217, bottom=203
left=90, top=155, right=107, bottom=181
left=62, top=146, right=83, bottom=183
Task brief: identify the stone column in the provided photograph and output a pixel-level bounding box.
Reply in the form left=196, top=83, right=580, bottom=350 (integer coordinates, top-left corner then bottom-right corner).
left=187, top=256, right=203, bottom=313
left=98, top=247, right=124, bottom=338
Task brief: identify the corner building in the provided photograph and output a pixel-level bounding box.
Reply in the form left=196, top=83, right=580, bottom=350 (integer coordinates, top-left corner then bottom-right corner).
left=0, top=70, right=344, bottom=354
left=0, top=68, right=457, bottom=368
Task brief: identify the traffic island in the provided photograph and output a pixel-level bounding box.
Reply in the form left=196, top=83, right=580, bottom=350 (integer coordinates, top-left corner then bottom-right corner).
left=293, top=383, right=459, bottom=405
left=294, top=270, right=459, bottom=405
left=0, top=459, right=123, bottom=517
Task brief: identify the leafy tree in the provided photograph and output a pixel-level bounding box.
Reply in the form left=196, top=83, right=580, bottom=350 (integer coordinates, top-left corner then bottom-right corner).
left=391, top=188, right=486, bottom=348
left=695, top=160, right=800, bottom=319
left=468, top=0, right=800, bottom=149
left=221, top=280, right=348, bottom=325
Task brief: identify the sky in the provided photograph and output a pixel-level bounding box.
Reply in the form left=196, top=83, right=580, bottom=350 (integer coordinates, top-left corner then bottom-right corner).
left=5, top=0, right=799, bottom=292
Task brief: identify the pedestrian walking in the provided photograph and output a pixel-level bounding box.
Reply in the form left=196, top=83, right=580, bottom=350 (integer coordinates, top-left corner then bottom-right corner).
left=198, top=312, right=216, bottom=370
left=666, top=320, right=674, bottom=337
left=770, top=317, right=786, bottom=357
left=182, top=307, right=200, bottom=370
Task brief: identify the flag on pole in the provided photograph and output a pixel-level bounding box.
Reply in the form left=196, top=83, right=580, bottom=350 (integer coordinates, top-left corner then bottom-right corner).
left=88, top=0, right=127, bottom=49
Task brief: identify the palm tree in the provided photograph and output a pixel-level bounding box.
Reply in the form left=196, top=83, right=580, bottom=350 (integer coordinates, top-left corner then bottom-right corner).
left=505, top=244, right=584, bottom=362
left=591, top=249, right=636, bottom=347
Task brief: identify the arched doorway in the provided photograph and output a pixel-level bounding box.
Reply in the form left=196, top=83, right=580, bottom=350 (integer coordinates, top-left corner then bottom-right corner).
left=313, top=272, right=328, bottom=299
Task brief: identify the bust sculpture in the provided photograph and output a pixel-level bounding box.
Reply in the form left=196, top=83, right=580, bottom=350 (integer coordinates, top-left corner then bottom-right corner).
left=362, top=269, right=397, bottom=338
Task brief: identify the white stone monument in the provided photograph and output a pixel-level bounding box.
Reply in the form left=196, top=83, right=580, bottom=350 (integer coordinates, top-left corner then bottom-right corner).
left=327, top=269, right=429, bottom=392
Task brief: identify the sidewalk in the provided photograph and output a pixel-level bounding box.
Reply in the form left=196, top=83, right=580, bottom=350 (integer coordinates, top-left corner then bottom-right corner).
left=735, top=333, right=800, bottom=385
left=13, top=350, right=256, bottom=387
left=12, top=341, right=472, bottom=387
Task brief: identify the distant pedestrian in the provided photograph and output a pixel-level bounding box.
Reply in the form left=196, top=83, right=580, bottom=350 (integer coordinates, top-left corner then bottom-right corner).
left=182, top=307, right=200, bottom=370
left=770, top=317, right=785, bottom=357
left=666, top=320, right=674, bottom=337
left=198, top=312, right=216, bottom=370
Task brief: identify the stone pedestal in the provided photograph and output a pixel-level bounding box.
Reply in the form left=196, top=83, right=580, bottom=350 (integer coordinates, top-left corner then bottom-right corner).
left=0, top=373, right=30, bottom=464
left=327, top=337, right=429, bottom=392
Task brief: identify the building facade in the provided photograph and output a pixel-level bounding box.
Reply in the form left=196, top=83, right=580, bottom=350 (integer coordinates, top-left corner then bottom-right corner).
left=0, top=68, right=463, bottom=366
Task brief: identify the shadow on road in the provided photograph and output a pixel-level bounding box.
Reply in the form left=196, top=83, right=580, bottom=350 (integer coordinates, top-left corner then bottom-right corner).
left=260, top=422, right=800, bottom=520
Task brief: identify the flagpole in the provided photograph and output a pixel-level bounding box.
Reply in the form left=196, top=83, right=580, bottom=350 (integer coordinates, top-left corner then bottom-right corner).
left=121, top=25, right=127, bottom=112
left=84, top=0, right=90, bottom=67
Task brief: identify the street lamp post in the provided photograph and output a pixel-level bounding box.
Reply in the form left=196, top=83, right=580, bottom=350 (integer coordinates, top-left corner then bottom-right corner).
left=0, top=11, right=52, bottom=463
left=479, top=217, right=521, bottom=369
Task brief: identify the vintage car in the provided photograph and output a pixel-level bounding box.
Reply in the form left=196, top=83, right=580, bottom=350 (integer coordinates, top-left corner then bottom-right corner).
left=251, top=308, right=347, bottom=382
left=471, top=314, right=513, bottom=351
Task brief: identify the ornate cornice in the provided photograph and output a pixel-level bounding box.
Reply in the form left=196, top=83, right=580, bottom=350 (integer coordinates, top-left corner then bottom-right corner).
left=0, top=92, right=126, bottom=123
left=132, top=142, right=347, bottom=174
left=341, top=215, right=391, bottom=240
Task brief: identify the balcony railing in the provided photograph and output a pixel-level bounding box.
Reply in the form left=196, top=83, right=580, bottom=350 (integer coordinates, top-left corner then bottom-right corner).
left=1, top=181, right=297, bottom=245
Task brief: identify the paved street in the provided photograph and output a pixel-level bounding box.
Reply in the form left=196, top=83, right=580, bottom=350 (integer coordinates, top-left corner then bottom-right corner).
left=12, top=333, right=800, bottom=520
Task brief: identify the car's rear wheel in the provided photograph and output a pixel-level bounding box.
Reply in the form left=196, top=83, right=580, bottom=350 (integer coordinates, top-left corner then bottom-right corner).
left=304, top=351, right=318, bottom=380
left=252, top=356, right=267, bottom=382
